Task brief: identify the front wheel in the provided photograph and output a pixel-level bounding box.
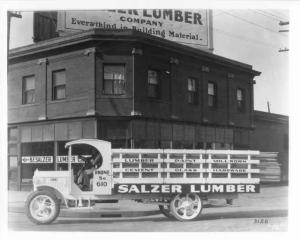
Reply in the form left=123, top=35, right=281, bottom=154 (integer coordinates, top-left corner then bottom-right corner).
left=25, top=190, right=60, bottom=224
left=170, top=193, right=203, bottom=221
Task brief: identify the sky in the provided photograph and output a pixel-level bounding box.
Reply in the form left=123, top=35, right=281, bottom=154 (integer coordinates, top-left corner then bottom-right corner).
left=9, top=8, right=289, bottom=115
left=212, top=9, right=289, bottom=116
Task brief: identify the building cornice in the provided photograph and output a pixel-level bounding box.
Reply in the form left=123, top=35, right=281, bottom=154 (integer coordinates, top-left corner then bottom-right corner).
left=9, top=29, right=261, bottom=76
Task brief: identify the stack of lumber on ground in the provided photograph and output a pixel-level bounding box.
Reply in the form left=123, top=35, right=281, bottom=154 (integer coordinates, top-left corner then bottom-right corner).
left=257, top=152, right=281, bottom=183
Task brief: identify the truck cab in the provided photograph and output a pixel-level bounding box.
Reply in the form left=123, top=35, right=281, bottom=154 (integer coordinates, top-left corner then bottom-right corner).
left=33, top=139, right=113, bottom=197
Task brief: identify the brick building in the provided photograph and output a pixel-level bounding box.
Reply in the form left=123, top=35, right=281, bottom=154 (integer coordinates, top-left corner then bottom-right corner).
left=8, top=29, right=260, bottom=190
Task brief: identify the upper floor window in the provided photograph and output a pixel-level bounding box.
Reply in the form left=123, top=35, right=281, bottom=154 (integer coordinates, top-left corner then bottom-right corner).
left=237, top=88, right=245, bottom=112
left=8, top=127, right=18, bottom=143
left=208, top=82, right=217, bottom=108
left=148, top=70, right=160, bottom=98
left=103, top=65, right=125, bottom=95
left=187, top=78, right=197, bottom=105
left=22, top=75, right=35, bottom=104
left=52, top=70, right=66, bottom=100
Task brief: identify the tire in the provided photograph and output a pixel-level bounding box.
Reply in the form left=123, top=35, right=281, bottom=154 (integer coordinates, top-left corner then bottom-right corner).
left=25, top=190, right=60, bottom=225
left=159, top=204, right=175, bottom=219
left=170, top=193, right=203, bottom=221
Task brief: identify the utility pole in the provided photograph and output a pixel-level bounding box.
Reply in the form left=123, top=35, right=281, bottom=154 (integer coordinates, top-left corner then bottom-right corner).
left=278, top=21, right=289, bottom=52
left=267, top=101, right=271, bottom=113
left=7, top=11, right=22, bottom=52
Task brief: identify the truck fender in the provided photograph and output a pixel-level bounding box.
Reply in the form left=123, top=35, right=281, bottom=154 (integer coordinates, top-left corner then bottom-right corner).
left=36, top=186, right=65, bottom=205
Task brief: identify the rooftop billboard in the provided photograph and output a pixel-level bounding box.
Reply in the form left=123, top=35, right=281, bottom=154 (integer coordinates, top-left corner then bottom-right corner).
left=57, top=10, right=213, bottom=51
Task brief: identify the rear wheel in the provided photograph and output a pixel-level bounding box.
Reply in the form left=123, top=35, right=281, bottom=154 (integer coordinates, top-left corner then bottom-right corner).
left=159, top=204, right=174, bottom=219
left=25, top=190, right=60, bottom=224
left=170, top=193, right=203, bottom=221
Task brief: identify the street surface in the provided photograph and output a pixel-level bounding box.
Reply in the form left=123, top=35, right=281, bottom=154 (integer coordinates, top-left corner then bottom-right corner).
left=8, top=185, right=288, bottom=231
left=8, top=211, right=287, bottom=231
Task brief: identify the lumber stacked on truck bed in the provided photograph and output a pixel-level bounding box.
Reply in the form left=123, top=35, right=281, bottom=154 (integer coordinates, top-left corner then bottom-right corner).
left=258, top=152, right=281, bottom=183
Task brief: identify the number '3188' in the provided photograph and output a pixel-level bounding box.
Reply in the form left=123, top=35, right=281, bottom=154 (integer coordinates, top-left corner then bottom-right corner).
left=254, top=219, right=269, bottom=224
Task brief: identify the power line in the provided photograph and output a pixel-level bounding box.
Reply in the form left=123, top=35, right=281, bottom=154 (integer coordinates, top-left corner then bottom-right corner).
left=259, top=10, right=288, bottom=21
left=213, top=10, right=226, bottom=18
left=177, top=28, right=281, bottom=50
left=256, top=10, right=287, bottom=22
left=265, top=9, right=289, bottom=21
left=221, top=10, right=288, bottom=37
left=213, top=27, right=282, bottom=49
left=250, top=9, right=281, bottom=22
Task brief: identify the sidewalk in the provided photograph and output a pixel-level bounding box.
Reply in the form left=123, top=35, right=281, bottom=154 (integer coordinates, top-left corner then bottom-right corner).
left=8, top=185, right=288, bottom=218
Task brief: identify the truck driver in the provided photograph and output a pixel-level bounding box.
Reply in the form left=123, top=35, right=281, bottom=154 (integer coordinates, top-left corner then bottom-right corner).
left=77, top=148, right=102, bottom=191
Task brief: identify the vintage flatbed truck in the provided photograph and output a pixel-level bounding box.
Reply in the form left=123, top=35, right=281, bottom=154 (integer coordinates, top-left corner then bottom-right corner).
left=25, top=139, right=261, bottom=224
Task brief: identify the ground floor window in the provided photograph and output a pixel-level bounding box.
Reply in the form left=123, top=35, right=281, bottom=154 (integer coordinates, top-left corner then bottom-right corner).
left=8, top=144, right=18, bottom=182
left=234, top=129, right=250, bottom=149
left=8, top=155, right=18, bottom=186
left=109, top=139, right=130, bottom=148
left=56, top=141, right=69, bottom=171
left=98, top=120, right=130, bottom=148
left=10, top=121, right=238, bottom=188
left=56, top=141, right=95, bottom=173
left=134, top=139, right=160, bottom=149
left=20, top=141, right=102, bottom=181
left=214, top=142, right=232, bottom=150
left=21, top=142, right=54, bottom=183
left=8, top=127, right=19, bottom=188
left=205, top=142, right=213, bottom=149
left=159, top=140, right=171, bottom=149
left=195, top=142, right=204, bottom=149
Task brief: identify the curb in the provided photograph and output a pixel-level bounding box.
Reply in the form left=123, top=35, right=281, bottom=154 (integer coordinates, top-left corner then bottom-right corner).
left=8, top=206, right=161, bottom=218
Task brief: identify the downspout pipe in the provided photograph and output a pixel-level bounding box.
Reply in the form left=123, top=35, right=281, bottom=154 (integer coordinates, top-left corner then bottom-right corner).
left=130, top=48, right=143, bottom=148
